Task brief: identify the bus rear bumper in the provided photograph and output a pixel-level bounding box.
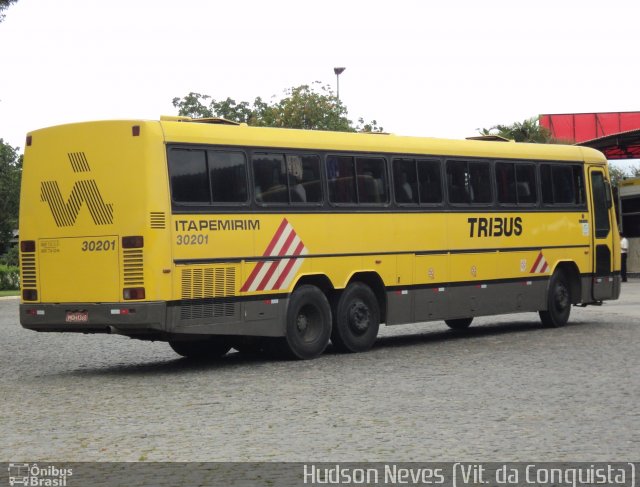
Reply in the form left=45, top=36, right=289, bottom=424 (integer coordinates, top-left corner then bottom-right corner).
left=20, top=302, right=167, bottom=334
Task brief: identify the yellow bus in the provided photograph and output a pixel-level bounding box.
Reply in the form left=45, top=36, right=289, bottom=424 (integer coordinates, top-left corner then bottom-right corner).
left=19, top=117, right=621, bottom=359
left=618, top=176, right=640, bottom=274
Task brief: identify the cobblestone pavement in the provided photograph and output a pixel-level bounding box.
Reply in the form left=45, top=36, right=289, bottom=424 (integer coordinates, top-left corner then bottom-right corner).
left=1, top=282, right=639, bottom=462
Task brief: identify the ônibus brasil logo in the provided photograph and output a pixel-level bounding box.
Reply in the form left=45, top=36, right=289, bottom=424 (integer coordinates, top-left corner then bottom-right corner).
left=8, top=463, right=73, bottom=486
left=40, top=152, right=113, bottom=227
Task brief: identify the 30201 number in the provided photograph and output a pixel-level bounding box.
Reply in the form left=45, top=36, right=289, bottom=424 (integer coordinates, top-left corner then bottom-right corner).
left=176, top=234, right=209, bottom=245
left=81, top=240, right=116, bottom=252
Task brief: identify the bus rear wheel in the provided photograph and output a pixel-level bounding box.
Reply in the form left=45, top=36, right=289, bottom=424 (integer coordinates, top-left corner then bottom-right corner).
left=539, top=270, right=571, bottom=327
left=332, top=282, right=380, bottom=353
left=445, top=317, right=473, bottom=330
left=281, top=285, right=332, bottom=360
left=169, top=337, right=232, bottom=359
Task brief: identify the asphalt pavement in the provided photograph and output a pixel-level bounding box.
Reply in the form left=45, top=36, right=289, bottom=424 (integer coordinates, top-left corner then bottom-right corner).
left=1, top=282, right=638, bottom=462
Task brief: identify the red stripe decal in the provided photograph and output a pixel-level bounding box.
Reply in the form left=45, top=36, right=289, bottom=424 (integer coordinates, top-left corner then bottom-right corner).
left=240, top=218, right=289, bottom=292
left=530, top=252, right=543, bottom=273
left=255, top=231, right=297, bottom=291
left=240, top=261, right=266, bottom=292
left=273, top=241, right=305, bottom=289
left=262, top=218, right=289, bottom=257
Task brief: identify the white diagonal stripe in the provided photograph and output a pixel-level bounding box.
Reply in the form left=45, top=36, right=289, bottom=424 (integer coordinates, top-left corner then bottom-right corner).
left=280, top=248, right=309, bottom=289
left=248, top=260, right=275, bottom=292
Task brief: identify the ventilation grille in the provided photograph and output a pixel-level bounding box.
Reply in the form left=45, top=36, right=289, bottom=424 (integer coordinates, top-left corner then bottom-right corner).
left=150, top=212, right=166, bottom=229
left=21, top=252, right=37, bottom=289
left=123, top=249, right=144, bottom=286
left=180, top=267, right=237, bottom=320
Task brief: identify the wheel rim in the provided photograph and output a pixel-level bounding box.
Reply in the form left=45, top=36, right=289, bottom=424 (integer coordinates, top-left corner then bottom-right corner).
left=553, top=282, right=570, bottom=313
left=295, top=303, right=323, bottom=344
left=347, top=299, right=370, bottom=336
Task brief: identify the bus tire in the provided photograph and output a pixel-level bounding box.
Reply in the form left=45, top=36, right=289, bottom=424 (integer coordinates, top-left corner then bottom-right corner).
left=445, top=317, right=473, bottom=330
left=282, top=285, right=332, bottom=360
left=332, top=282, right=380, bottom=353
left=169, top=337, right=232, bottom=359
left=539, top=270, right=571, bottom=327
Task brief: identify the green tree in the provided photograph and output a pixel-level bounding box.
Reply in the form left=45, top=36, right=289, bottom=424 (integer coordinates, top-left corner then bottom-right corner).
left=0, top=139, right=22, bottom=254
left=0, top=0, right=18, bottom=22
left=479, top=117, right=556, bottom=143
left=173, top=82, right=383, bottom=133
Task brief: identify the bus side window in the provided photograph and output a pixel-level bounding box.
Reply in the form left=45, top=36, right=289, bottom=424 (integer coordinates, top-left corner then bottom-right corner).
left=208, top=151, right=248, bottom=203
left=552, top=165, right=575, bottom=204
left=469, top=162, right=491, bottom=203
left=496, top=162, right=517, bottom=204
left=356, top=157, right=388, bottom=204
left=417, top=159, right=442, bottom=204
left=253, top=153, right=288, bottom=204
left=393, top=158, right=418, bottom=204
left=515, top=164, right=537, bottom=204
left=541, top=164, right=554, bottom=204
left=572, top=166, right=586, bottom=205
left=447, top=160, right=470, bottom=204
left=327, top=155, right=357, bottom=204
left=287, top=154, right=322, bottom=204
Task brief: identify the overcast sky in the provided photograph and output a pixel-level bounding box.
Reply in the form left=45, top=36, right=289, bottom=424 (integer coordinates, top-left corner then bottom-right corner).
left=1, top=0, right=638, bottom=167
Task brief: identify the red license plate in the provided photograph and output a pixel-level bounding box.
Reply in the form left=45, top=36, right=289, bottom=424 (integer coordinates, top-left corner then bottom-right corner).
left=65, top=311, right=88, bottom=323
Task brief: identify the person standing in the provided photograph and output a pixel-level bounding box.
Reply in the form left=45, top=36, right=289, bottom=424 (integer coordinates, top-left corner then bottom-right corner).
left=620, top=233, right=629, bottom=282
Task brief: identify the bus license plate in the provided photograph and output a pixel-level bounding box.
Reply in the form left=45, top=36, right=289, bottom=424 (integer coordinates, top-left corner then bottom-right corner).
left=65, top=311, right=88, bottom=323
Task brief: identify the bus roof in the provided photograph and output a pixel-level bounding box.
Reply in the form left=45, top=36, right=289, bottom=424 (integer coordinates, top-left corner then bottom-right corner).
left=26, top=117, right=607, bottom=164
left=159, top=117, right=606, bottom=164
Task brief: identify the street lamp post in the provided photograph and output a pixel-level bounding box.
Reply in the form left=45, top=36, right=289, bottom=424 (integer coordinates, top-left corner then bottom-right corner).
left=334, top=67, right=346, bottom=102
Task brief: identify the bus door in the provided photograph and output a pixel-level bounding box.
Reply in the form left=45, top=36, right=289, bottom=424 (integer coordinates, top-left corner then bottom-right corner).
left=589, top=168, right=614, bottom=300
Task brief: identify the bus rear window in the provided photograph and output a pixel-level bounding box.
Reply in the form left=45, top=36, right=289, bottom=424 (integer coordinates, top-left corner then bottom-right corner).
left=168, top=149, right=210, bottom=203
left=168, top=148, right=249, bottom=205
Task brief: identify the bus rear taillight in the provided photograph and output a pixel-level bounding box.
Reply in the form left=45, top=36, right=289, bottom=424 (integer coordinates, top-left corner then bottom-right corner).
left=123, top=288, right=145, bottom=300
left=122, top=236, right=144, bottom=248
left=20, top=240, right=36, bottom=252
left=23, top=290, right=38, bottom=301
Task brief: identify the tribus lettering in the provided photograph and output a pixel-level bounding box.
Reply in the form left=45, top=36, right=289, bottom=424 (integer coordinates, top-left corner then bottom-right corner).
left=175, top=219, right=260, bottom=232
left=468, top=217, right=522, bottom=237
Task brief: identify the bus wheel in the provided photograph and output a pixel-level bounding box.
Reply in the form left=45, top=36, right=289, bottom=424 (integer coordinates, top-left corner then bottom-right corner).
left=445, top=317, right=473, bottom=330
left=169, top=337, right=232, bottom=359
left=539, top=270, right=571, bottom=327
left=282, top=285, right=332, bottom=359
left=332, top=282, right=380, bottom=353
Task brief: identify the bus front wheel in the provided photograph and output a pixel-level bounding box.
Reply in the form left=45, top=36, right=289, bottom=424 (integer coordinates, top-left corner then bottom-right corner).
left=539, top=270, right=571, bottom=327
left=169, top=337, right=232, bottom=359
left=332, top=282, right=380, bottom=353
left=282, top=285, right=332, bottom=359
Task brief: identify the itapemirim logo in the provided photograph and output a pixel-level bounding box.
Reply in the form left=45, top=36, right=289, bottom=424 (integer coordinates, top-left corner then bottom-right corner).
left=40, top=153, right=113, bottom=227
